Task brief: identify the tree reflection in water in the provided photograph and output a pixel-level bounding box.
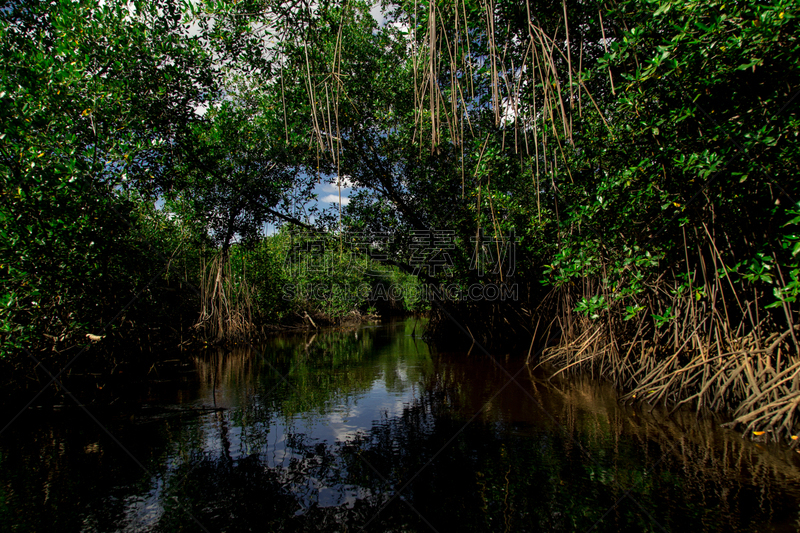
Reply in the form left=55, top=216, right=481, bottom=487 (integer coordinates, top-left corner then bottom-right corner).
left=1, top=320, right=799, bottom=532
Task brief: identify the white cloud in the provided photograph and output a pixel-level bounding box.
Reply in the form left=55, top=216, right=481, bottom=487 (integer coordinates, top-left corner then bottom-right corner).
left=370, top=3, right=387, bottom=26
left=320, top=176, right=354, bottom=193
left=321, top=194, right=350, bottom=206
left=193, top=102, right=209, bottom=116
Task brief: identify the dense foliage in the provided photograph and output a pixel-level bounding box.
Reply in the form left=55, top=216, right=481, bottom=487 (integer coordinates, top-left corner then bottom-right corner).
left=0, top=0, right=213, bottom=362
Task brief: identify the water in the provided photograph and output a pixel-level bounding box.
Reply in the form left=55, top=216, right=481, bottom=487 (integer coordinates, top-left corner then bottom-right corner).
left=2, top=319, right=800, bottom=532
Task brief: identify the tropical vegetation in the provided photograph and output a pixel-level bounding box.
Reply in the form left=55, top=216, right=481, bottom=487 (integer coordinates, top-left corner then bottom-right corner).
left=2, top=0, right=799, bottom=440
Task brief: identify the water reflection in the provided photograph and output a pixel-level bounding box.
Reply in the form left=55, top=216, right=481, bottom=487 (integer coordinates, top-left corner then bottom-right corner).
left=1, top=319, right=799, bottom=532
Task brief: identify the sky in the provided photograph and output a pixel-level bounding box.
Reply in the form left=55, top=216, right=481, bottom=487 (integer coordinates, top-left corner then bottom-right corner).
left=263, top=174, right=355, bottom=236
left=314, top=175, right=353, bottom=207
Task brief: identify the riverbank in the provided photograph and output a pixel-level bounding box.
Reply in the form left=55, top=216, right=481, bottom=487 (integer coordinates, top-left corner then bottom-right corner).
left=425, top=287, right=800, bottom=448
left=0, top=310, right=421, bottom=410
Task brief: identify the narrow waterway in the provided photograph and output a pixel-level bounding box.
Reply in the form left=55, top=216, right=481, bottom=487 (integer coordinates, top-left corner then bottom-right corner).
left=2, top=318, right=799, bottom=532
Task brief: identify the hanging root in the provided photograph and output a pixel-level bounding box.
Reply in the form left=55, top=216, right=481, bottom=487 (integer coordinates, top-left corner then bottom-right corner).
left=534, top=282, right=800, bottom=444
left=194, top=252, right=257, bottom=343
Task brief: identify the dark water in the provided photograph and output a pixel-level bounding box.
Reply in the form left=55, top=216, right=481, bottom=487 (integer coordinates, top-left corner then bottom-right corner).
left=2, top=319, right=800, bottom=532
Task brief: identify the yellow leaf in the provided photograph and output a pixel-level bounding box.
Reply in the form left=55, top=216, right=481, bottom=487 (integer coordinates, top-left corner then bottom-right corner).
left=753, top=431, right=766, bottom=436
left=791, top=435, right=798, bottom=440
